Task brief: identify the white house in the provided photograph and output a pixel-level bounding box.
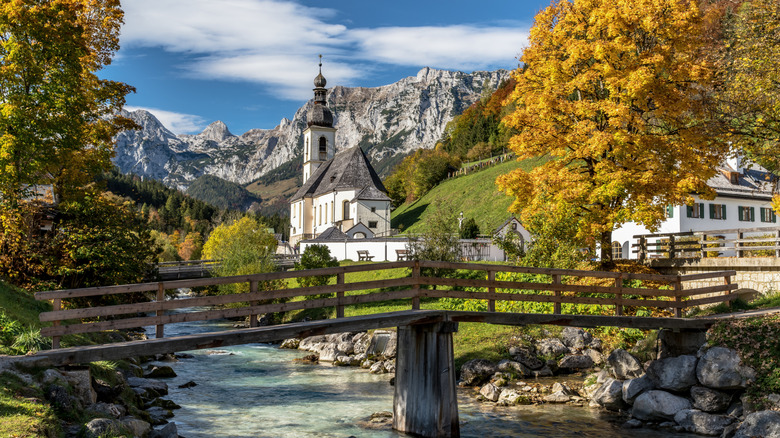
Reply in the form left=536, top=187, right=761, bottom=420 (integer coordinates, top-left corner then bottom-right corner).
left=612, top=157, right=777, bottom=259
left=288, top=62, right=392, bottom=247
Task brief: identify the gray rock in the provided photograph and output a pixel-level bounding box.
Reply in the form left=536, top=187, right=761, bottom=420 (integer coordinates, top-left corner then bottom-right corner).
left=561, top=327, right=593, bottom=351
left=536, top=338, right=569, bottom=357
left=87, top=402, right=125, bottom=419
left=121, top=417, right=152, bottom=438
left=584, top=349, right=604, bottom=365
left=382, top=333, right=397, bottom=358
left=511, top=347, right=544, bottom=370
left=328, top=332, right=355, bottom=344
left=92, top=377, right=124, bottom=403
left=497, top=359, right=531, bottom=378
left=726, top=401, right=744, bottom=419
left=552, top=382, right=576, bottom=396
left=690, top=386, right=732, bottom=413
left=733, top=411, right=780, bottom=438
left=84, top=418, right=122, bottom=438
left=352, top=332, right=371, bottom=354
left=558, top=354, right=594, bottom=371
left=460, top=359, right=497, bottom=386
left=543, top=391, right=571, bottom=403
left=532, top=365, right=554, bottom=378
left=479, top=383, right=501, bottom=402
left=697, top=347, right=756, bottom=390
left=280, top=338, right=300, bottom=349
left=632, top=390, right=692, bottom=421
left=497, top=389, right=527, bottom=406
left=127, top=377, right=169, bottom=398
left=150, top=422, right=179, bottom=438
left=335, top=355, right=354, bottom=366
left=646, top=355, right=698, bottom=392
left=622, top=375, right=655, bottom=405
left=144, top=365, right=177, bottom=379
left=607, top=349, right=643, bottom=380
left=318, top=345, right=339, bottom=362
left=337, top=341, right=355, bottom=355
left=590, top=378, right=626, bottom=411
left=146, top=406, right=174, bottom=425
left=298, top=335, right=328, bottom=350
left=384, top=360, right=396, bottom=374
left=45, top=384, right=81, bottom=412
left=674, top=409, right=733, bottom=436
left=369, top=361, right=386, bottom=374
left=60, top=369, right=97, bottom=406
left=623, top=419, right=643, bottom=428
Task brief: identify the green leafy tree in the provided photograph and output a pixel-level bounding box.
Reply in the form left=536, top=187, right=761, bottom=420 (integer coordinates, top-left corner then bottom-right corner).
left=295, top=244, right=339, bottom=299
left=409, top=204, right=461, bottom=281
left=459, top=217, right=480, bottom=239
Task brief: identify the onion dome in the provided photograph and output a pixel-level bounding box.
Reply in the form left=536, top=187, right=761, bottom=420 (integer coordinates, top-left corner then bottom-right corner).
left=308, top=55, right=333, bottom=128
left=314, top=71, right=327, bottom=88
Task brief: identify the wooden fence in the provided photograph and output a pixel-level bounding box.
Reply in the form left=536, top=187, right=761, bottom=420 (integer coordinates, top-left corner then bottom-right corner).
left=634, top=226, right=780, bottom=260
left=35, top=261, right=737, bottom=349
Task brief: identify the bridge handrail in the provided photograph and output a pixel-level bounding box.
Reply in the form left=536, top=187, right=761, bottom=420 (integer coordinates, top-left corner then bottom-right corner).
left=35, top=261, right=738, bottom=349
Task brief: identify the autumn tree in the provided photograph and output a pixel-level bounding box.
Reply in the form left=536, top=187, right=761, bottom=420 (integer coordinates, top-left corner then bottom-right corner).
left=497, top=0, right=728, bottom=262
left=0, top=0, right=134, bottom=207
left=718, top=0, right=780, bottom=175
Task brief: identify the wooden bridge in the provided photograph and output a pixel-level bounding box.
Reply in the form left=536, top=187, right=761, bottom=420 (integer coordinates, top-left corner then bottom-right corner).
left=154, top=255, right=299, bottom=280
left=32, top=261, right=736, bottom=438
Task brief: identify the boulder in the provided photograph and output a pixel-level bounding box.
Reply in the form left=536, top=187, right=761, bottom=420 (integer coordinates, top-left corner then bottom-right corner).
left=60, top=369, right=97, bottom=406
left=460, top=359, right=497, bottom=386
left=632, top=390, right=692, bottom=421
left=84, top=418, right=122, bottom=438
left=733, top=410, right=780, bottom=438
left=532, top=365, right=554, bottom=378
left=479, top=383, right=501, bottom=402
left=87, top=402, right=126, bottom=419
left=92, top=378, right=124, bottom=403
left=558, top=354, right=594, bottom=371
left=121, top=417, right=152, bottom=438
left=697, top=347, right=756, bottom=390
left=146, top=406, right=174, bottom=425
left=674, top=409, right=733, bottom=436
left=384, top=360, right=396, bottom=374
left=369, top=361, right=386, bottom=374
left=497, top=359, right=531, bottom=378
left=584, top=349, right=604, bottom=365
left=318, top=345, right=340, bottom=362
left=337, top=341, right=355, bottom=355
left=646, top=355, right=698, bottom=392
left=561, top=327, right=593, bottom=351
left=150, top=422, right=179, bottom=438
left=690, top=386, right=732, bottom=413
left=144, top=365, right=177, bottom=379
left=352, top=332, right=371, bottom=354
left=127, top=377, right=169, bottom=398
left=607, top=349, right=643, bottom=380
left=622, top=375, right=655, bottom=405
left=497, top=389, right=528, bottom=406
left=543, top=391, right=571, bottom=403
left=298, top=335, right=328, bottom=351
left=279, top=338, right=300, bottom=349
left=511, top=347, right=544, bottom=370
left=590, top=378, right=626, bottom=411
left=536, top=338, right=569, bottom=358
left=552, top=382, right=577, bottom=396
left=45, top=384, right=80, bottom=413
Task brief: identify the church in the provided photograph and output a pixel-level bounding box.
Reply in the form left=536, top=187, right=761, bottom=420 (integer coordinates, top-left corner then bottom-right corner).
left=288, top=62, right=392, bottom=246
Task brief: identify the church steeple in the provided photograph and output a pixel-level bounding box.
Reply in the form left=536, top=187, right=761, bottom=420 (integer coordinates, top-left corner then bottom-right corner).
left=308, top=55, right=333, bottom=128
left=302, top=55, right=336, bottom=184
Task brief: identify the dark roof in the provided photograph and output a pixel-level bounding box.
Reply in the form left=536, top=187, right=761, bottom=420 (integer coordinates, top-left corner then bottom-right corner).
left=707, top=166, right=775, bottom=200
left=291, top=146, right=390, bottom=201
left=314, top=227, right=348, bottom=240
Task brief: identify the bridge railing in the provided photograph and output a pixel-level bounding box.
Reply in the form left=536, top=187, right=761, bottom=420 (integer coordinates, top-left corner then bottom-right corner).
left=35, top=261, right=737, bottom=349
left=634, top=226, right=780, bottom=260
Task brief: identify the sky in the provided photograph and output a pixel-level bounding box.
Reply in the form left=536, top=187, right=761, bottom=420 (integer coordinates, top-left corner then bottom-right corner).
left=103, top=0, right=551, bottom=136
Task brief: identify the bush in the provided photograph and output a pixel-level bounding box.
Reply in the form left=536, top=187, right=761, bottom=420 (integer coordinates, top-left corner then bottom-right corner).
left=295, top=244, right=339, bottom=299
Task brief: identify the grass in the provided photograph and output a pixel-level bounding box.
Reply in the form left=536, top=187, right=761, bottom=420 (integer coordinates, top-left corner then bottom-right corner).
left=391, top=157, right=544, bottom=235
left=0, top=281, right=50, bottom=329
left=0, top=372, right=60, bottom=438
left=686, top=289, right=780, bottom=317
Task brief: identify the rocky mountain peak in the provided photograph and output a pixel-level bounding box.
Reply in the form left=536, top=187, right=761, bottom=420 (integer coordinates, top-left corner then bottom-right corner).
left=198, top=120, right=233, bottom=142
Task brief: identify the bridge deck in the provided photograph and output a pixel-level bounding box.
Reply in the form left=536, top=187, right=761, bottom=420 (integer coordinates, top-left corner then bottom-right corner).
left=29, top=310, right=719, bottom=366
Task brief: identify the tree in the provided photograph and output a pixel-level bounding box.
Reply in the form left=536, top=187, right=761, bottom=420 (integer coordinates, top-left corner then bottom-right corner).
left=718, top=0, right=780, bottom=176
left=459, top=217, right=480, bottom=239
left=0, top=0, right=134, bottom=207
left=294, top=244, right=339, bottom=299
left=409, top=204, right=461, bottom=280
left=497, top=0, right=728, bottom=262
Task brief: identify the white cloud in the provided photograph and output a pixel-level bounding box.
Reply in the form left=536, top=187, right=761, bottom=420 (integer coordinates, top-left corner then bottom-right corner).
left=125, top=106, right=207, bottom=135
left=118, top=1, right=528, bottom=99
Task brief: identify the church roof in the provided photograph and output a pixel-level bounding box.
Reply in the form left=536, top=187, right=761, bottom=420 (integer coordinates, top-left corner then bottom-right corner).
left=291, top=146, right=391, bottom=202
left=313, top=226, right=348, bottom=241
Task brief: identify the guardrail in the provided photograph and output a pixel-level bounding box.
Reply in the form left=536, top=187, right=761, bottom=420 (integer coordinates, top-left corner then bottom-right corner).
left=634, top=227, right=780, bottom=260
left=35, top=261, right=737, bottom=349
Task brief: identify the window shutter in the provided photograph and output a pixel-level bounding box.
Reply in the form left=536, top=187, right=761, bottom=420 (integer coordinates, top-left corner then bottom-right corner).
left=751, top=207, right=756, bottom=221
left=722, top=205, right=726, bottom=220
left=738, top=206, right=744, bottom=221
left=667, top=205, right=674, bottom=218
left=699, top=203, right=704, bottom=219
left=709, top=204, right=715, bottom=219
left=687, top=205, right=693, bottom=218
left=773, top=210, right=777, bottom=223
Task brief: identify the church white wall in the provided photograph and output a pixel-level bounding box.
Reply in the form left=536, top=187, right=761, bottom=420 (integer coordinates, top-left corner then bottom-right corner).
left=301, top=239, right=410, bottom=261
left=356, top=200, right=391, bottom=235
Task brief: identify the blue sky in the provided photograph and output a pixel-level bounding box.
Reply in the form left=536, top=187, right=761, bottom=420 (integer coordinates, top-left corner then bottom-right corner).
left=103, top=0, right=550, bottom=135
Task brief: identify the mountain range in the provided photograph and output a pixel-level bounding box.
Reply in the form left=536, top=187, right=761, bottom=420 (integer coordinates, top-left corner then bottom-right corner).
left=112, top=67, right=511, bottom=194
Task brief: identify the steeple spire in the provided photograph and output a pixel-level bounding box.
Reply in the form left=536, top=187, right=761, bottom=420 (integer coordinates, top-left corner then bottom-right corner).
left=309, top=55, right=332, bottom=127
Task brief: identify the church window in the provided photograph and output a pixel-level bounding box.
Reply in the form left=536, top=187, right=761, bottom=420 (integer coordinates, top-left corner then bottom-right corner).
left=612, top=241, right=623, bottom=260
left=343, top=200, right=350, bottom=220
left=368, top=221, right=378, bottom=229
left=319, top=205, right=322, bottom=225
left=331, top=201, right=334, bottom=221
left=319, top=137, right=327, bottom=160
left=371, top=207, right=376, bottom=213
left=324, top=203, right=328, bottom=224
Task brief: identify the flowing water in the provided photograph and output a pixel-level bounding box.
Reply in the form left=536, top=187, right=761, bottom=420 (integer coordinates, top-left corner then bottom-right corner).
left=148, top=316, right=698, bottom=438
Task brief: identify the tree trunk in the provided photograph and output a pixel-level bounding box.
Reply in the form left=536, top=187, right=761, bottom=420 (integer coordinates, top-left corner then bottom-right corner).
left=600, top=230, right=613, bottom=264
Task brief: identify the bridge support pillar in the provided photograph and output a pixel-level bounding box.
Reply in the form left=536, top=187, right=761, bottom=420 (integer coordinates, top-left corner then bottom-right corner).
left=393, top=321, right=459, bottom=438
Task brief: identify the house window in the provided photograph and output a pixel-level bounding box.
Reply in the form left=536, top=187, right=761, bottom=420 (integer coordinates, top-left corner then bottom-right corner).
left=686, top=203, right=704, bottom=218
left=512, top=223, right=518, bottom=230
left=710, top=204, right=726, bottom=220
left=371, top=206, right=376, bottom=213
left=612, top=241, right=623, bottom=260
left=739, top=206, right=755, bottom=222
left=665, top=205, right=674, bottom=218
left=319, top=137, right=327, bottom=160
left=368, top=221, right=378, bottom=229
left=761, top=207, right=777, bottom=223
left=343, top=200, right=350, bottom=220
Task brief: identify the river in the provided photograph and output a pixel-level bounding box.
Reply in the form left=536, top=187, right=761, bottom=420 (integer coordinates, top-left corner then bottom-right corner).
left=148, top=317, right=698, bottom=438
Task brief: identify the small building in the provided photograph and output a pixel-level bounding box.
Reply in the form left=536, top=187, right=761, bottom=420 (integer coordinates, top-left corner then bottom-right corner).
left=288, top=61, right=392, bottom=247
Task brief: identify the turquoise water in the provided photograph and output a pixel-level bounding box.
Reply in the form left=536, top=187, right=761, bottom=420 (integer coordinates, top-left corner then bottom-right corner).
left=152, top=318, right=698, bottom=437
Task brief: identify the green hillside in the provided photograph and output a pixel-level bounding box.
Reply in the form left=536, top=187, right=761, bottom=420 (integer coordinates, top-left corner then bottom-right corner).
left=391, top=157, right=542, bottom=234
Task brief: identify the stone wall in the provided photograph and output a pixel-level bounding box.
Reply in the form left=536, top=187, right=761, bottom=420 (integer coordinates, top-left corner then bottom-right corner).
left=648, top=257, right=780, bottom=295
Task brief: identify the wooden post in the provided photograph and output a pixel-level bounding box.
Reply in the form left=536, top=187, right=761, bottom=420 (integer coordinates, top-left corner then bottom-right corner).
left=638, top=236, right=647, bottom=261
left=553, top=274, right=561, bottom=315
left=674, top=277, right=683, bottom=318
left=775, top=230, right=780, bottom=258
left=52, top=298, right=61, bottom=349
left=412, top=261, right=421, bottom=310
left=700, top=233, right=707, bottom=258
left=249, top=280, right=259, bottom=328
left=724, top=274, right=732, bottom=310
left=737, top=230, right=744, bottom=258
left=669, top=235, right=676, bottom=260
left=336, top=272, right=345, bottom=318
left=156, top=283, right=165, bottom=339
left=615, top=275, right=623, bottom=316
left=487, top=270, right=496, bottom=312
left=393, top=321, right=460, bottom=438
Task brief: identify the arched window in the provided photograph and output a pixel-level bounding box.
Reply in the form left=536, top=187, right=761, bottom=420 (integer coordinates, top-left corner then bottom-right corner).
left=353, top=232, right=366, bottom=239
left=612, top=241, right=623, bottom=260
left=343, top=200, right=350, bottom=220
left=324, top=203, right=328, bottom=224
left=319, top=137, right=327, bottom=160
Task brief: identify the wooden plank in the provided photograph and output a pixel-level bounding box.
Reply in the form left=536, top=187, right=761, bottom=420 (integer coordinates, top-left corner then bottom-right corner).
left=680, top=283, right=738, bottom=297
left=445, top=311, right=716, bottom=330
left=679, top=271, right=737, bottom=282
left=412, top=262, right=421, bottom=310
left=417, top=289, right=681, bottom=309
left=553, top=274, right=561, bottom=314
left=336, top=273, right=345, bottom=319
left=155, top=283, right=164, bottom=339
left=487, top=271, right=496, bottom=313
left=615, top=276, right=623, bottom=316
left=685, top=294, right=738, bottom=308
left=418, top=261, right=679, bottom=281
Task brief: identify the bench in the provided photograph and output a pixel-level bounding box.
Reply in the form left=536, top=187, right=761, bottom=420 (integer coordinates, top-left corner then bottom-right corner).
left=396, top=249, right=409, bottom=261
left=357, top=250, right=374, bottom=261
